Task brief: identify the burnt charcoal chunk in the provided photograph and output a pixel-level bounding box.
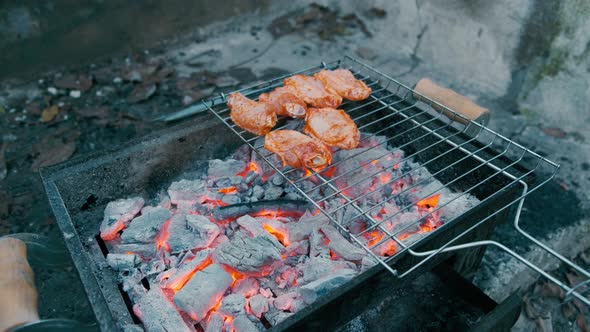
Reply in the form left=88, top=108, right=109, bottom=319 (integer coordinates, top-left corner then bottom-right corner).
left=121, top=207, right=171, bottom=243
left=232, top=278, right=260, bottom=298
left=100, top=197, right=144, bottom=240
left=205, top=312, right=224, bottom=332
left=173, top=264, right=233, bottom=321
left=320, top=225, right=366, bottom=261
left=218, top=293, right=246, bottom=317
left=106, top=253, right=140, bottom=271
left=133, top=287, right=193, bottom=332
left=160, top=249, right=211, bottom=289
left=248, top=294, right=269, bottom=318
left=167, top=214, right=220, bottom=253
left=213, top=233, right=283, bottom=274
left=168, top=179, right=207, bottom=206
left=232, top=315, right=259, bottom=332
left=208, top=159, right=246, bottom=178
left=300, top=268, right=356, bottom=304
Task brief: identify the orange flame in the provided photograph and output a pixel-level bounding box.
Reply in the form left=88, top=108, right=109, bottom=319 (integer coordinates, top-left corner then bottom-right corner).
left=167, top=256, right=213, bottom=292
left=371, top=159, right=379, bottom=166
left=237, top=161, right=261, bottom=177
left=416, top=194, right=440, bottom=209
left=323, top=166, right=336, bottom=178
left=155, top=219, right=172, bottom=252
left=380, top=173, right=391, bottom=184
left=218, top=186, right=238, bottom=194
left=262, top=224, right=290, bottom=246
left=366, top=230, right=384, bottom=248
left=304, top=168, right=313, bottom=177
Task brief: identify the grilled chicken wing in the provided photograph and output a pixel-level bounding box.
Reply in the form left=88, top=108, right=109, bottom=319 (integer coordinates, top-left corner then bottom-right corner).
left=314, top=69, right=372, bottom=101
left=259, top=87, right=307, bottom=118
left=227, top=92, right=277, bottom=136
left=304, top=108, right=360, bottom=149
left=264, top=130, right=332, bottom=169
left=283, top=75, right=342, bottom=108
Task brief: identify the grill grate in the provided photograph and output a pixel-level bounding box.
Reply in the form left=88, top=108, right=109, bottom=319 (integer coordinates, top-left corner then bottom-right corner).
left=205, top=56, right=590, bottom=306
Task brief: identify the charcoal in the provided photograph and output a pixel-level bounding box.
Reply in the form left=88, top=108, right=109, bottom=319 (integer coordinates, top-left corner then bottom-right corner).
left=134, top=287, right=193, bottom=332
left=285, top=240, right=309, bottom=257
left=160, top=249, right=211, bottom=289
left=212, top=200, right=309, bottom=220
left=300, top=256, right=356, bottom=283
left=236, top=216, right=285, bottom=248
left=270, top=174, right=284, bottom=186
left=285, top=192, right=302, bottom=200
left=245, top=171, right=258, bottom=184
left=215, top=178, right=232, bottom=188
left=168, top=179, right=207, bottom=207
left=167, top=214, right=220, bottom=253
left=259, top=287, right=273, bottom=298
left=100, top=197, right=144, bottom=240
left=287, top=212, right=329, bottom=242
left=173, top=264, right=233, bottom=320
left=309, top=230, right=329, bottom=258
left=248, top=294, right=269, bottom=318
left=232, top=315, right=259, bottom=332
left=208, top=159, right=246, bottom=177
left=121, top=207, right=171, bottom=243
left=252, top=185, right=264, bottom=199
left=231, top=176, right=244, bottom=185
left=360, top=255, right=379, bottom=272
left=219, top=293, right=246, bottom=317
left=300, top=268, right=356, bottom=304
left=265, top=310, right=293, bottom=326
left=111, top=242, right=157, bottom=257
left=320, top=225, right=366, bottom=261
left=213, top=233, right=283, bottom=274
left=273, top=292, right=299, bottom=311
left=232, top=278, right=259, bottom=298
left=205, top=312, right=224, bottom=332
left=222, top=194, right=241, bottom=205
left=107, top=253, right=140, bottom=271
left=263, top=184, right=283, bottom=200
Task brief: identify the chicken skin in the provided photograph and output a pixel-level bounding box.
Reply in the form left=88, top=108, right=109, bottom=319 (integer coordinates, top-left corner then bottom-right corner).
left=259, top=87, right=307, bottom=118
left=314, top=69, right=372, bottom=101
left=264, top=130, right=332, bottom=169
left=303, top=108, right=360, bottom=149
left=227, top=92, right=277, bottom=136
left=283, top=75, right=342, bottom=108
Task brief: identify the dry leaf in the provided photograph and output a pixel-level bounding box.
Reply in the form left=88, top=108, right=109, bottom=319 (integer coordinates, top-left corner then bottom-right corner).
left=127, top=83, right=157, bottom=103
left=31, top=141, right=76, bottom=170
left=54, top=74, right=93, bottom=92
left=542, top=127, right=566, bottom=138
left=41, top=105, right=59, bottom=123
left=577, top=314, right=589, bottom=332
left=534, top=281, right=565, bottom=299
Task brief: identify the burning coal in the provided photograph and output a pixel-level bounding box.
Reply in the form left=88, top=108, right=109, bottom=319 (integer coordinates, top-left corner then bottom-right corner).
left=101, top=132, right=479, bottom=331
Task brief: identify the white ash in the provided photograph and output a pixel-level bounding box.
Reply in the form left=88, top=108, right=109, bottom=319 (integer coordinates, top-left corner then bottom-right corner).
left=133, top=287, right=193, bottom=332
left=204, top=312, right=224, bottom=332
left=167, top=179, right=207, bottom=207
left=273, top=292, right=300, bottom=311
left=107, top=253, right=140, bottom=271
left=233, top=315, right=259, bottom=332
left=208, top=159, right=246, bottom=178
left=213, top=233, right=283, bottom=274
left=248, top=294, right=269, bottom=318
left=218, top=293, right=246, bottom=317
left=109, top=242, right=156, bottom=257
left=320, top=225, right=367, bottom=261
left=299, top=256, right=357, bottom=283
left=166, top=214, right=220, bottom=253
left=159, top=249, right=211, bottom=289
left=173, top=264, right=233, bottom=321
left=100, top=197, right=144, bottom=240
left=121, top=207, right=171, bottom=243
left=232, top=278, right=259, bottom=298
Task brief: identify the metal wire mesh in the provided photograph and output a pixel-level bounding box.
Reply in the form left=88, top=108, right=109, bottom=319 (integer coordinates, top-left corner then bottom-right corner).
left=204, top=56, right=589, bottom=305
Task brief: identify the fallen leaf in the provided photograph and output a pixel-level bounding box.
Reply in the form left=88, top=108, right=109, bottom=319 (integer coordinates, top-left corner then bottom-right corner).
left=367, top=7, right=387, bottom=18
left=0, top=143, right=6, bottom=180
left=54, top=74, right=93, bottom=92
left=558, top=181, right=570, bottom=191
left=127, top=83, right=157, bottom=103
left=533, top=281, right=564, bottom=298
left=75, top=106, right=110, bottom=119
left=31, top=141, right=76, bottom=170
left=542, top=127, right=566, bottom=138
left=561, top=302, right=579, bottom=320
left=41, top=105, right=59, bottom=123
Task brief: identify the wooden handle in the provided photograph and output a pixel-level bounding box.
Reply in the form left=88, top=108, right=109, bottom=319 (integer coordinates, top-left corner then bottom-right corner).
left=413, top=78, right=490, bottom=125
left=0, top=238, right=39, bottom=332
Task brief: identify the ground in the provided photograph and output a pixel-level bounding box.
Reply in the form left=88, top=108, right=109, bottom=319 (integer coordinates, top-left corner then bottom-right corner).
left=0, top=1, right=588, bottom=331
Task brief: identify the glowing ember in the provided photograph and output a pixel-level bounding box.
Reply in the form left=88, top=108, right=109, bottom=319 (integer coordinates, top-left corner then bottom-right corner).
left=167, top=256, right=213, bottom=292
left=218, top=186, right=238, bottom=194
left=236, top=161, right=261, bottom=178
left=366, top=230, right=384, bottom=248
left=262, top=224, right=290, bottom=246
left=155, top=219, right=172, bottom=252
left=416, top=194, right=440, bottom=209
left=304, top=168, right=313, bottom=177
left=323, top=166, right=336, bottom=178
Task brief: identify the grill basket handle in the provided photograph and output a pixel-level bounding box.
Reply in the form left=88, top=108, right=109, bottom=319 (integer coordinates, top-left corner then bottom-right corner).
left=413, top=78, right=490, bottom=126
left=0, top=237, right=39, bottom=332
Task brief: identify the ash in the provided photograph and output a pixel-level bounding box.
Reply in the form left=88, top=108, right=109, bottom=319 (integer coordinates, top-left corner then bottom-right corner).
left=100, top=132, right=479, bottom=332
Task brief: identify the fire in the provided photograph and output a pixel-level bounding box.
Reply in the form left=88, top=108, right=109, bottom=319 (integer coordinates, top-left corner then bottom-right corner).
left=202, top=197, right=228, bottom=207
left=218, top=186, right=238, bottom=194
left=416, top=194, right=440, bottom=209
left=371, top=159, right=379, bottom=166
left=365, top=230, right=384, bottom=248
left=155, top=219, right=172, bottom=252
left=166, top=256, right=213, bottom=292
left=252, top=209, right=302, bottom=219
left=221, top=264, right=248, bottom=286
left=304, top=168, right=313, bottom=177
left=380, top=172, right=391, bottom=184
left=236, top=161, right=261, bottom=178
left=262, top=224, right=290, bottom=246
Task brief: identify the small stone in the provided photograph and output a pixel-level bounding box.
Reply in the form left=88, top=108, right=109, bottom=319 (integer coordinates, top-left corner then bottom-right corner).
left=270, top=174, right=284, bottom=186
left=47, top=87, right=58, bottom=95
left=69, top=90, right=81, bottom=98
left=113, top=77, right=123, bottom=84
